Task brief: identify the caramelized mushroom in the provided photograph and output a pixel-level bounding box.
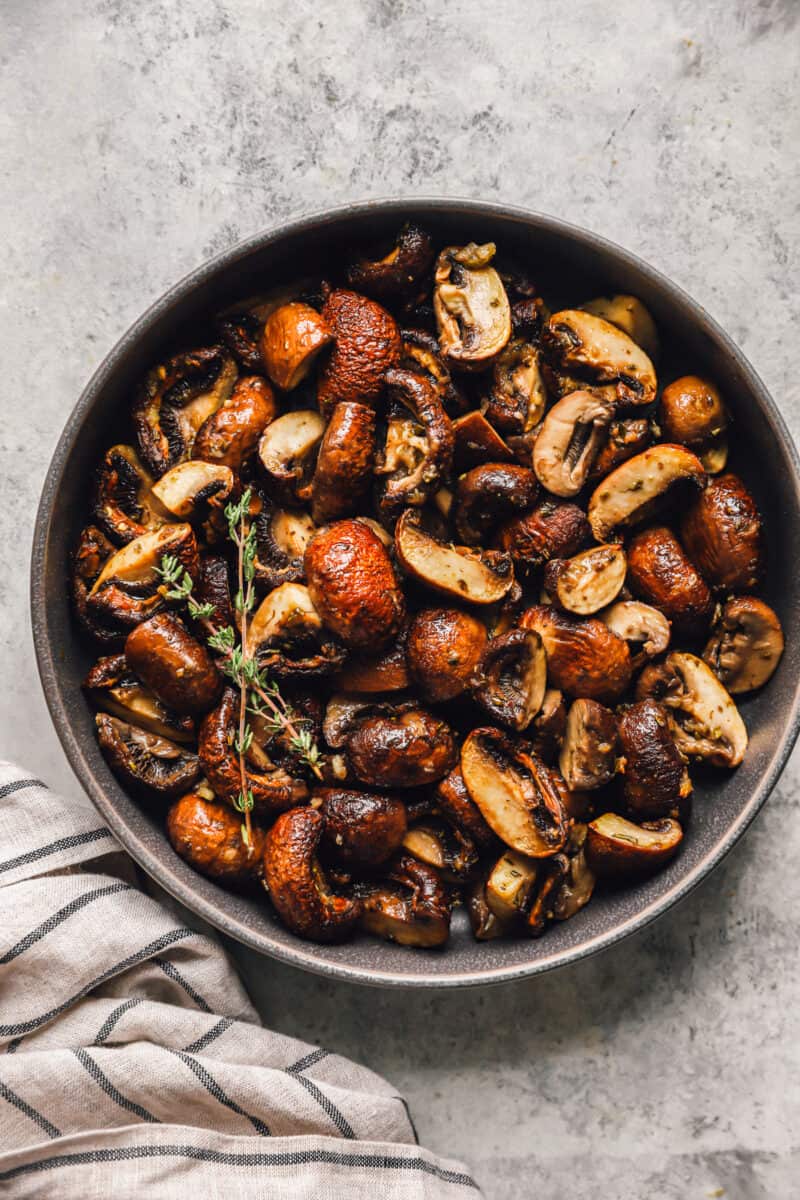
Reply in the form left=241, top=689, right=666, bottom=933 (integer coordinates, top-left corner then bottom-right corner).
left=150, top=460, right=234, bottom=537
left=436, top=766, right=498, bottom=851
left=528, top=688, right=568, bottom=763
left=434, top=242, right=511, bottom=369
left=360, top=853, right=450, bottom=948
left=322, top=693, right=384, bottom=749
left=72, top=525, right=127, bottom=646
left=193, top=554, right=235, bottom=635
left=305, top=519, right=405, bottom=650
left=626, top=525, right=713, bottom=636
left=394, top=509, right=515, bottom=605
left=346, top=223, right=435, bottom=301
left=316, top=787, right=407, bottom=867
left=467, top=873, right=511, bottom=940
left=317, top=289, right=401, bottom=417
left=543, top=309, right=657, bottom=406
left=93, top=444, right=166, bottom=545
left=520, top=605, right=632, bottom=702
left=546, top=544, right=626, bottom=616
left=588, top=417, right=651, bottom=482
left=406, top=607, right=488, bottom=702
left=559, top=699, right=617, bottom=790
left=495, top=499, right=590, bottom=575
left=680, top=473, right=765, bottom=591
left=453, top=464, right=539, bottom=545
left=659, top=376, right=728, bottom=472
left=218, top=309, right=266, bottom=373
left=335, top=631, right=411, bottom=694
left=193, top=375, right=277, bottom=470
left=125, top=612, right=221, bottom=714
left=485, top=849, right=538, bottom=923
left=588, top=444, right=706, bottom=542
left=580, top=295, right=659, bottom=360
left=167, top=792, right=264, bottom=885
left=253, top=500, right=317, bottom=592
left=402, top=820, right=478, bottom=883
left=347, top=708, right=457, bottom=788
left=552, top=824, right=596, bottom=921
left=472, top=630, right=547, bottom=732
left=84, top=653, right=195, bottom=742
left=375, top=367, right=455, bottom=524
left=617, top=699, right=692, bottom=820
left=532, top=390, right=616, bottom=497
left=599, top=600, right=671, bottom=669
left=88, top=524, right=199, bottom=631
left=247, top=582, right=346, bottom=678
left=452, top=410, right=515, bottom=471
left=702, top=596, right=784, bottom=694
left=258, top=410, right=325, bottom=505
left=96, top=713, right=201, bottom=797
left=484, top=339, right=547, bottom=436
left=636, top=651, right=748, bottom=767
left=400, top=328, right=465, bottom=416
left=311, top=401, right=376, bottom=524
left=526, top=854, right=570, bottom=937
left=261, top=302, right=333, bottom=391
left=586, top=813, right=683, bottom=879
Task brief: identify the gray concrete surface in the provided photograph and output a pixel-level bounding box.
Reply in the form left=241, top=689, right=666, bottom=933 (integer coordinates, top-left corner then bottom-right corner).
left=3, top=1, right=799, bottom=1195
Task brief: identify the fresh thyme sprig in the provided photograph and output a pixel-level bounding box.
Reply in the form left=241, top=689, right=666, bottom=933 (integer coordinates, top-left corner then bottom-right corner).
left=156, top=554, right=215, bottom=621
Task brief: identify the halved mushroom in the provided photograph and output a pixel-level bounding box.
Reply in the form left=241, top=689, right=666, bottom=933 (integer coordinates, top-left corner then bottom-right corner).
left=460, top=728, right=569, bottom=857
left=252, top=499, right=317, bottom=593
left=547, top=544, right=626, bottom=616
left=702, top=596, right=784, bottom=694
left=263, top=807, right=361, bottom=943
left=406, top=607, right=488, bottom=703
left=552, top=824, right=596, bottom=921
left=659, top=375, right=728, bottom=472
left=133, top=346, right=238, bottom=477
left=588, top=444, right=706, bottom=542
left=167, top=792, right=265, bottom=885
left=543, top=309, right=657, bottom=406
left=360, top=853, right=450, bottom=948
left=532, top=390, right=616, bottom=497
left=453, top=464, right=539, bottom=545
left=452, top=410, right=515, bottom=471
left=467, top=873, right=511, bottom=940
left=193, top=375, right=277, bottom=470
left=586, top=813, right=683, bottom=879
left=617, top=699, right=692, bottom=820
left=680, top=473, right=765, bottom=591
left=526, top=854, right=570, bottom=937
left=199, top=688, right=309, bottom=813
left=626, top=525, right=713, bottom=637
left=402, top=819, right=478, bottom=883
left=472, top=630, right=547, bottom=732
left=375, top=367, right=455, bottom=524
left=484, top=339, right=547, bottom=436
left=305, top=519, right=405, bottom=650
left=317, top=288, right=401, bottom=417
left=558, top=699, right=617, bottom=790
left=495, top=499, right=590, bottom=574
left=528, top=688, right=568, bottom=763
left=394, top=509, right=515, bottom=605
left=88, top=524, right=199, bottom=630
left=72, top=525, right=127, bottom=646
left=346, top=708, right=457, bottom=788
left=436, top=766, right=498, bottom=850
left=400, top=328, right=466, bottom=416
left=260, top=301, right=333, bottom=391
left=316, top=787, right=407, bottom=867
left=194, top=553, right=236, bottom=634
left=485, top=849, right=538, bottom=923
left=84, top=653, right=195, bottom=742
left=125, top=612, right=222, bottom=714
left=96, top=713, right=201, bottom=797
left=346, top=223, right=435, bottom=301
left=598, top=600, right=671, bottom=669
left=258, top=410, right=326, bottom=506
left=150, top=460, right=234, bottom=539
left=520, top=605, right=632, bottom=703
left=580, top=295, right=659, bottom=360
left=93, top=444, right=167, bottom=545
left=334, top=630, right=411, bottom=694
left=636, top=651, right=748, bottom=767
left=247, top=581, right=345, bottom=678
left=322, top=693, right=387, bottom=749
left=588, top=417, right=652, bottom=482
left=311, top=401, right=376, bottom=525
left=434, top=242, right=511, bottom=370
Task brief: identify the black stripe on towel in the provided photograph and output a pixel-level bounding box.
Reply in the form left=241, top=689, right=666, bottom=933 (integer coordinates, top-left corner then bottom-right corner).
left=73, top=1049, right=160, bottom=1123
left=182, top=1017, right=233, bottom=1054
left=171, top=1050, right=271, bottom=1136
left=0, top=882, right=132, bottom=964
left=0, top=1080, right=61, bottom=1139
left=291, top=1072, right=356, bottom=1139
left=153, top=957, right=213, bottom=1012
left=0, top=777, right=45, bottom=801
left=0, top=827, right=113, bottom=876
left=94, top=998, right=144, bottom=1046
left=286, top=1047, right=329, bottom=1075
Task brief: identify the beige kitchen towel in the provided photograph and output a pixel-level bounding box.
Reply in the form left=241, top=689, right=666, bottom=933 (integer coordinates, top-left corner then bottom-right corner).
left=0, top=762, right=478, bottom=1197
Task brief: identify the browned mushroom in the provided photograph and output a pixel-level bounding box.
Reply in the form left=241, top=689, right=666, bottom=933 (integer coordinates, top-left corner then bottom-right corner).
left=484, top=849, right=539, bottom=923
left=406, top=607, right=488, bottom=702
left=636, top=651, right=748, bottom=767
left=252, top=499, right=317, bottom=593
left=125, top=612, right=221, bottom=715
left=394, top=509, right=515, bottom=605
left=434, top=242, right=511, bottom=369
left=335, top=630, right=411, bottom=694
left=526, top=854, right=570, bottom=937
left=453, top=464, right=539, bottom=545
left=702, top=596, right=784, bottom=693
left=680, top=473, right=765, bottom=591
left=317, top=289, right=401, bottom=417
left=93, top=444, right=167, bottom=545
left=322, top=693, right=390, bottom=749
left=472, top=630, right=547, bottom=732
left=72, top=525, right=127, bottom=646
left=346, top=223, right=435, bottom=301
left=304, top=519, right=405, bottom=650
left=261, top=302, right=333, bottom=391
left=659, top=375, right=728, bottom=472
left=617, top=699, right=692, bottom=820
left=598, top=600, right=671, bottom=669
left=218, top=308, right=266, bottom=373
left=520, top=604, right=632, bottom=703
left=84, top=653, right=195, bottom=742
left=467, top=873, right=511, bottom=940
left=626, top=525, right=713, bottom=636
left=545, top=544, right=626, bottom=616
left=402, top=819, right=478, bottom=883
left=311, top=401, right=376, bottom=525
left=551, top=824, right=596, bottom=921
left=150, top=461, right=234, bottom=540
left=558, top=699, right=617, bottom=790
left=399, top=328, right=466, bottom=416
left=258, top=410, right=326, bottom=505
left=588, top=444, right=706, bottom=542
left=452, top=410, right=515, bottom=471
left=167, top=792, right=265, bottom=885
left=193, top=375, right=277, bottom=470
left=375, top=367, right=455, bottom=524
left=96, top=713, right=201, bottom=797
left=586, top=813, right=683, bottom=879
left=360, top=853, right=450, bottom=948
left=532, top=390, right=616, bottom=497
left=528, top=688, right=568, bottom=763
left=346, top=707, right=457, bottom=788
left=315, top=787, right=407, bottom=867
left=88, top=524, right=199, bottom=631
left=588, top=417, right=652, bottom=482
left=436, top=766, right=498, bottom=851
left=543, top=309, right=657, bottom=406
left=484, top=339, right=547, bottom=436
left=580, top=295, right=659, bottom=360
left=495, top=499, right=590, bottom=575
left=247, top=582, right=346, bottom=678
left=263, top=807, right=361, bottom=942
left=194, top=553, right=236, bottom=635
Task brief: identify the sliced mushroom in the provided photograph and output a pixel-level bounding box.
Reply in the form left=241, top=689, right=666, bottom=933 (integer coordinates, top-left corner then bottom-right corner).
left=680, top=473, right=765, bottom=591
left=360, top=853, right=450, bottom=948
left=543, top=309, right=657, bottom=406
left=460, top=728, right=569, bottom=857
left=485, top=849, right=538, bottom=923
left=528, top=688, right=568, bottom=763
left=617, top=699, right=692, bottom=820
left=559, top=699, right=617, bottom=790
left=659, top=375, right=728, bottom=472
left=252, top=499, right=317, bottom=593
left=133, top=346, right=238, bottom=477
left=586, top=813, right=683, bottom=879
left=400, top=328, right=466, bottom=416
left=305, top=519, right=405, bottom=650
left=316, top=787, right=407, bottom=867
left=167, top=792, right=265, bottom=885
left=84, top=653, right=195, bottom=742
left=472, top=630, right=547, bottom=732
left=526, top=854, right=570, bottom=937
left=322, top=693, right=387, bottom=749
left=626, top=525, right=713, bottom=637
left=346, top=708, right=457, bottom=788
left=402, top=820, right=478, bottom=883
left=194, top=553, right=236, bottom=635
left=375, top=367, right=455, bottom=524
left=467, top=873, right=511, bottom=940
left=334, top=631, right=411, bottom=694
left=484, top=339, right=547, bottom=436
left=150, top=460, right=234, bottom=539
left=547, top=544, right=626, bottom=616
left=311, top=401, right=376, bottom=525
left=436, top=766, right=498, bottom=851
left=260, top=301, right=333, bottom=391
left=93, top=444, right=167, bottom=545
left=532, top=390, right=616, bottom=497
left=346, top=223, right=435, bottom=301
left=702, top=596, right=784, bottom=694
left=317, top=288, right=401, bottom=417
left=552, top=825, right=596, bottom=921
left=588, top=444, right=706, bottom=542
left=247, top=581, right=345, bottom=678
left=452, top=410, right=515, bottom=471
left=588, top=417, right=652, bottom=482
left=453, top=464, right=539, bottom=545
left=96, top=713, right=201, bottom=797
left=193, top=375, right=277, bottom=470
left=406, top=607, right=488, bottom=703
left=88, top=524, right=199, bottom=630
left=434, top=242, right=511, bottom=370
left=580, top=295, right=659, bottom=360
left=394, top=509, right=515, bottom=605
left=599, top=600, right=671, bottom=669
left=72, top=525, right=127, bottom=646
left=495, top=499, right=590, bottom=575
left=636, top=651, right=748, bottom=767
left=520, top=604, right=632, bottom=702
left=263, top=807, right=361, bottom=943
left=124, top=612, right=221, bottom=715
left=258, top=410, right=325, bottom=506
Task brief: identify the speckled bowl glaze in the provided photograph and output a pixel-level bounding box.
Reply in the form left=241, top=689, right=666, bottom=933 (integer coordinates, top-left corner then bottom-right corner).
left=31, top=200, right=800, bottom=987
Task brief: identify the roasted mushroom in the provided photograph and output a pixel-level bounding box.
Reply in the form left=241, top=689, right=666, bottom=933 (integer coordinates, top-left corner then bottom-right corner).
left=617, top=699, right=692, bottom=820
left=93, top=444, right=167, bottom=545
left=436, top=766, right=498, bottom=851
left=528, top=688, right=568, bottom=763
left=586, top=813, right=683, bottom=879
left=551, top=825, right=596, bottom=921
left=520, top=605, right=632, bottom=703
left=263, top=807, right=361, bottom=942
left=335, top=631, right=411, bottom=694
left=322, top=693, right=385, bottom=750
left=659, top=375, right=728, bottom=472
left=702, top=596, right=784, bottom=694
left=545, top=544, right=626, bottom=616
left=96, top=713, right=201, bottom=797
left=525, top=854, right=570, bottom=937
left=636, top=651, right=748, bottom=767
left=680, top=473, right=765, bottom=591
left=261, top=302, right=333, bottom=391
left=453, top=464, right=539, bottom=545
left=598, top=600, right=671, bottom=669
left=317, top=289, right=401, bottom=417
left=247, top=582, right=345, bottom=678
left=484, top=339, right=547, bottom=436
left=472, top=630, right=547, bottom=732
left=434, top=243, right=511, bottom=369
left=495, top=499, right=590, bottom=575
left=588, top=444, right=706, bottom=542
left=258, top=410, right=326, bottom=506
left=150, top=460, right=234, bottom=538
left=192, top=375, right=277, bottom=470
left=311, top=401, right=376, bottom=525
left=305, top=519, right=405, bottom=650
left=125, top=612, right=221, bottom=714
left=394, top=509, right=515, bottom=605
left=400, top=328, right=466, bottom=417
left=375, top=367, right=455, bottom=524
left=532, top=390, right=616, bottom=498
left=84, top=653, right=195, bottom=742
left=218, top=309, right=266, bottom=372
left=406, top=607, right=488, bottom=703
left=360, top=853, right=451, bottom=948
left=558, top=699, right=617, bottom=791
left=167, top=792, right=264, bottom=885
left=588, top=417, right=652, bottom=482
left=72, top=525, right=127, bottom=646
left=452, top=410, right=515, bottom=471
left=252, top=499, right=317, bottom=593
left=467, top=873, right=511, bottom=940
left=403, top=819, right=479, bottom=883
left=88, top=523, right=199, bottom=630
left=626, top=525, right=713, bottom=637
left=543, top=309, right=657, bottom=406
left=580, top=295, right=659, bottom=359
left=346, top=223, right=435, bottom=301
left=194, top=553, right=236, bottom=634
left=316, top=787, right=407, bottom=867
left=347, top=707, right=457, bottom=788
left=485, top=849, right=539, bottom=923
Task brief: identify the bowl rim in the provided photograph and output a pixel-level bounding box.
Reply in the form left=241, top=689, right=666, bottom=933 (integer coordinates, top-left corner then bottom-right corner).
left=30, top=196, right=800, bottom=988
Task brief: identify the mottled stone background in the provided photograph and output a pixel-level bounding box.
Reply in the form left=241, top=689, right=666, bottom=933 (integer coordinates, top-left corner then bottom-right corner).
left=2, top=1, right=799, bottom=1195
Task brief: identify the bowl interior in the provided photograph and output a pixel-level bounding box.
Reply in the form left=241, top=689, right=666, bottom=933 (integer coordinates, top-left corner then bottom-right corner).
left=31, top=201, right=800, bottom=986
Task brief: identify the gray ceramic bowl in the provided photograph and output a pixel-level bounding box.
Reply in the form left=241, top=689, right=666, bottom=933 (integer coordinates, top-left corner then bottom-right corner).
left=31, top=199, right=800, bottom=987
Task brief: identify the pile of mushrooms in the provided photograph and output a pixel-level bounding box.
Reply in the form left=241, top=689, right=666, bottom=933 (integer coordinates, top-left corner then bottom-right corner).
left=73, top=226, right=784, bottom=949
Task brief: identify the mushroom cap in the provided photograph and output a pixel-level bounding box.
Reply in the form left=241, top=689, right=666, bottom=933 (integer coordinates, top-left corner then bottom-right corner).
left=626, top=525, right=713, bottom=636
left=680, top=473, right=765, bottom=591
left=167, top=792, right=264, bottom=885
left=346, top=708, right=457, bottom=788
left=520, top=604, right=632, bottom=703
left=406, top=607, right=488, bottom=703
left=304, top=519, right=405, bottom=650
left=317, top=289, right=401, bottom=417
left=702, top=595, right=784, bottom=694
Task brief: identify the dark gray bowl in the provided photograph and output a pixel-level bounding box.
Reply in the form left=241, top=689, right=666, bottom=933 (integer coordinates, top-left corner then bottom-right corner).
left=30, top=199, right=800, bottom=987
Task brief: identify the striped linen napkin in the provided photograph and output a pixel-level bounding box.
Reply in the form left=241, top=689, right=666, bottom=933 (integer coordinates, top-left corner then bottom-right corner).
left=0, top=762, right=478, bottom=1197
